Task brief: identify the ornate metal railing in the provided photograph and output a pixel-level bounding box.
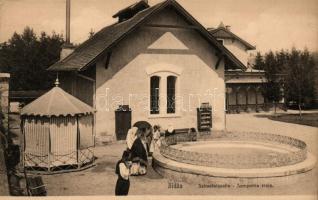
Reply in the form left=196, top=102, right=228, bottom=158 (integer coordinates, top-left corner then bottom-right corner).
left=24, top=146, right=94, bottom=173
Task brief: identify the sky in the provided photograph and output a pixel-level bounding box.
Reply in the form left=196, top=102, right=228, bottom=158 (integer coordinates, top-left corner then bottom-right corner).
left=0, top=0, right=317, bottom=53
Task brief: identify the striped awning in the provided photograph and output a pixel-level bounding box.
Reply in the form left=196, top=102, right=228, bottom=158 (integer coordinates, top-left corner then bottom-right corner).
left=21, top=86, right=95, bottom=117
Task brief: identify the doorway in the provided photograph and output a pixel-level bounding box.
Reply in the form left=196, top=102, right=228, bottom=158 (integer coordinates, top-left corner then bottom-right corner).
left=115, top=105, right=131, bottom=140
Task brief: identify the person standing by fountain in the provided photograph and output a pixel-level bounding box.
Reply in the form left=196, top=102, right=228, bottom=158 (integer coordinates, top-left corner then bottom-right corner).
left=126, top=127, right=138, bottom=151
left=115, top=151, right=131, bottom=196
left=145, top=127, right=153, bottom=154
left=165, top=125, right=175, bottom=137
left=150, top=125, right=161, bottom=154
left=130, top=129, right=148, bottom=175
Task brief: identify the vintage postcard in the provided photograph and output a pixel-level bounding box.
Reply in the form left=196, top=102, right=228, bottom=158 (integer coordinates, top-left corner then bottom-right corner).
left=0, top=0, right=317, bottom=199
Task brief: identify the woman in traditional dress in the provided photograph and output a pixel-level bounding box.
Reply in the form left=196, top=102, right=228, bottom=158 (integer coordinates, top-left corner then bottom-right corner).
left=145, top=127, right=153, bottom=154
left=115, top=151, right=131, bottom=196
left=130, top=129, right=148, bottom=175
left=165, top=125, right=175, bottom=137
left=126, top=127, right=138, bottom=150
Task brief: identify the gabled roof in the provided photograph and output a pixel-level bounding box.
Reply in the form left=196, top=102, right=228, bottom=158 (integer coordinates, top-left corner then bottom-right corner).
left=209, top=24, right=256, bottom=50
left=21, top=86, right=95, bottom=117
left=48, top=0, right=246, bottom=71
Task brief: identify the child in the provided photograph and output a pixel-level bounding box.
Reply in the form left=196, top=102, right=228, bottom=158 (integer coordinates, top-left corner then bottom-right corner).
left=150, top=125, right=161, bottom=154
left=115, top=151, right=131, bottom=196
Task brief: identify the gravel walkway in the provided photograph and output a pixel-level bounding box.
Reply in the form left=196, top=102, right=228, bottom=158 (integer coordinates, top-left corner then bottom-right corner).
left=41, top=112, right=317, bottom=196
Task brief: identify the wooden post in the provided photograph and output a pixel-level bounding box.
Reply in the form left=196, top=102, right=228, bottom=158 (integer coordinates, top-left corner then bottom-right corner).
left=77, top=116, right=80, bottom=169
left=235, top=87, right=240, bottom=113
left=255, top=87, right=259, bottom=112
left=20, top=116, right=25, bottom=171
left=226, top=87, right=233, bottom=113
left=226, top=90, right=229, bottom=113
left=245, top=88, right=249, bottom=112
left=91, top=115, right=95, bottom=164
left=48, top=119, right=51, bottom=172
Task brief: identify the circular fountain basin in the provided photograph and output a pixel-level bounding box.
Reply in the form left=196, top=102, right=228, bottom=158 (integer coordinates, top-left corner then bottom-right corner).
left=170, top=140, right=301, bottom=169
left=174, top=141, right=299, bottom=156
left=152, top=132, right=317, bottom=186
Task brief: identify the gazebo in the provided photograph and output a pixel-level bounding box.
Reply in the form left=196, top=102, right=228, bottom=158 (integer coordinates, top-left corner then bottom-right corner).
left=20, top=81, right=95, bottom=173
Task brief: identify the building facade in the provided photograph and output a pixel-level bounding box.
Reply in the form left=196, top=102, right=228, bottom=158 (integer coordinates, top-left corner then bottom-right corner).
left=49, top=0, right=246, bottom=141
left=209, top=23, right=270, bottom=113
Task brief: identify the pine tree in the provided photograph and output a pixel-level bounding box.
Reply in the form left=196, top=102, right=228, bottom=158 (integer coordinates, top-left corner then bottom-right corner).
left=285, top=48, right=316, bottom=118
left=253, top=52, right=264, bottom=70
left=262, top=51, right=283, bottom=115
left=0, top=27, right=64, bottom=90
left=275, top=49, right=288, bottom=72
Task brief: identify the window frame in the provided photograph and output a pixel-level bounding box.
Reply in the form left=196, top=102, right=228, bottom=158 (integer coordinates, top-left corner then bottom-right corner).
left=147, top=74, right=181, bottom=118
left=150, top=75, right=160, bottom=115
left=167, top=75, right=177, bottom=114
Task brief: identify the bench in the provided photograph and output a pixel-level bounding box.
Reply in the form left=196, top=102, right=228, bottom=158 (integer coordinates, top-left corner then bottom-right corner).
left=163, top=128, right=197, bottom=145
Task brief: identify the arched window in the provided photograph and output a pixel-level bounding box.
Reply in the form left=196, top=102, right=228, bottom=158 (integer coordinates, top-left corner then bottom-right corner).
left=167, top=76, right=177, bottom=114
left=150, top=76, right=160, bottom=114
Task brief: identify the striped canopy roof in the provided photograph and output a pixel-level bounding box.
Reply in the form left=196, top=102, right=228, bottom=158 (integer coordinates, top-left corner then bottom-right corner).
left=21, top=86, right=95, bottom=117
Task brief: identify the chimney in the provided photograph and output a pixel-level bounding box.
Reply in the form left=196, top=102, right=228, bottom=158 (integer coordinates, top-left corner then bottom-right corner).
left=112, top=1, right=150, bottom=23
left=60, top=0, right=74, bottom=60
left=225, top=25, right=231, bottom=31
left=66, top=0, right=71, bottom=44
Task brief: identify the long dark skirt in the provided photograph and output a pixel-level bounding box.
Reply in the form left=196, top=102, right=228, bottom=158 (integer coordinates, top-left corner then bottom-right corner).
left=115, top=177, right=130, bottom=196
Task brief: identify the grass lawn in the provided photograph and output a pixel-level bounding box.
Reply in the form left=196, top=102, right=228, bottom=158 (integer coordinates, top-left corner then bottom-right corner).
left=268, top=113, right=318, bottom=127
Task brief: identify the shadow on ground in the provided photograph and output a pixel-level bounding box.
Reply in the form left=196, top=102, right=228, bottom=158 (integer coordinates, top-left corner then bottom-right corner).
left=91, top=160, right=116, bottom=173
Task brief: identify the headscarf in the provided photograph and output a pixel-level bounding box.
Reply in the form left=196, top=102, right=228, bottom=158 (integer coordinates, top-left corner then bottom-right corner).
left=165, top=125, right=175, bottom=137
left=126, top=127, right=138, bottom=150
left=167, top=125, right=174, bottom=133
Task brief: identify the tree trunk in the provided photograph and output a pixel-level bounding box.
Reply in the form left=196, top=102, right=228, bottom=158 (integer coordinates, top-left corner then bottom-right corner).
left=298, top=103, right=302, bottom=120
left=274, top=102, right=277, bottom=117
left=298, top=95, right=302, bottom=120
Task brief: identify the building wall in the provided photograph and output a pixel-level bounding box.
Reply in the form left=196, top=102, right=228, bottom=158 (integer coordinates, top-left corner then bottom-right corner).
left=94, top=8, right=226, bottom=140
left=0, top=73, right=10, bottom=134
left=0, top=73, right=10, bottom=195
left=59, top=72, right=94, bottom=107
left=223, top=39, right=249, bottom=67
left=228, top=88, right=264, bottom=106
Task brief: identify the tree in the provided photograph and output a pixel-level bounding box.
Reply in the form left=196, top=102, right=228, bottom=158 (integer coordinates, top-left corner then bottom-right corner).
left=0, top=27, right=64, bottom=91
left=284, top=48, right=316, bottom=118
left=275, top=49, right=288, bottom=72
left=253, top=51, right=264, bottom=70
left=262, top=51, right=283, bottom=115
